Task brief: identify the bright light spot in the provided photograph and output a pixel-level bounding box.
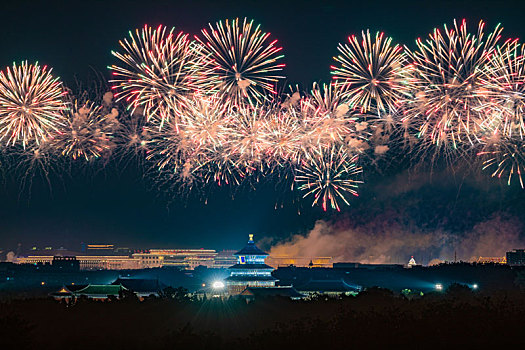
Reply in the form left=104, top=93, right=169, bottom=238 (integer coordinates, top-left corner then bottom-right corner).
left=435, top=283, right=443, bottom=291
left=41, top=281, right=45, bottom=286
left=212, top=281, right=225, bottom=289
left=472, top=284, right=478, bottom=289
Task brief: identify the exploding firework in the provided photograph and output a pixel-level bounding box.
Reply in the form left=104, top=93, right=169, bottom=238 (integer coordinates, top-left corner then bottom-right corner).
left=295, top=145, right=362, bottom=211
left=332, top=30, right=407, bottom=115
left=51, top=100, right=117, bottom=161
left=479, top=39, right=525, bottom=139
left=403, top=19, right=503, bottom=150
left=260, top=106, right=303, bottom=166
left=479, top=134, right=525, bottom=188
left=177, top=93, right=230, bottom=153
left=304, top=83, right=362, bottom=151
left=0, top=61, right=67, bottom=148
left=196, top=18, right=285, bottom=106
left=117, top=108, right=150, bottom=160
left=110, top=25, right=212, bottom=124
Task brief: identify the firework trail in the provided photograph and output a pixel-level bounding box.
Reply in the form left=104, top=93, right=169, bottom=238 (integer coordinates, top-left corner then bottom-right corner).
left=0, top=61, right=67, bottom=149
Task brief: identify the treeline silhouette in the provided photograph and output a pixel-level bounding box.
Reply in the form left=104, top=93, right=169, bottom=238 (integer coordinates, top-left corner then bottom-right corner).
left=2, top=284, right=525, bottom=349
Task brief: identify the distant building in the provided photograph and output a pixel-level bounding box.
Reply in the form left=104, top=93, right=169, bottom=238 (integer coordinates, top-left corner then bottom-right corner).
left=266, top=256, right=333, bottom=268
left=84, top=244, right=115, bottom=255
left=50, top=284, right=127, bottom=300
left=213, top=250, right=237, bottom=268
left=225, top=234, right=277, bottom=295
left=133, top=249, right=218, bottom=269
left=333, top=262, right=404, bottom=270
left=406, top=256, right=418, bottom=268
left=473, top=256, right=507, bottom=264
left=17, top=255, right=141, bottom=270
left=73, top=284, right=126, bottom=300
left=506, top=249, right=525, bottom=266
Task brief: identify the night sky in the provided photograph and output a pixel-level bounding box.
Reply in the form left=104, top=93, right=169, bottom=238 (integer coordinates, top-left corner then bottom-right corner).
left=1, top=0, right=525, bottom=253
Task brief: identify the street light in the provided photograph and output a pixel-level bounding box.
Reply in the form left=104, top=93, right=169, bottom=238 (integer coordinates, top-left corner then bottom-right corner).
left=212, top=281, right=225, bottom=290
left=435, top=283, right=443, bottom=291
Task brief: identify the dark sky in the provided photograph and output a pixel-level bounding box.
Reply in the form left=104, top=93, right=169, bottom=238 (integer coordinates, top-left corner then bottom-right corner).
left=0, top=0, right=525, bottom=251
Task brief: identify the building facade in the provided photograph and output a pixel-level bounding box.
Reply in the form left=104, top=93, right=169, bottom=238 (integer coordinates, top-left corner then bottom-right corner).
left=226, top=234, right=277, bottom=295
left=266, top=256, right=333, bottom=268
left=507, top=249, right=525, bottom=266
left=17, top=255, right=141, bottom=270
left=16, top=248, right=234, bottom=271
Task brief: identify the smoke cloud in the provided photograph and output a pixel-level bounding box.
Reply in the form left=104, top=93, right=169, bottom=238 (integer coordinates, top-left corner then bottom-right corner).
left=269, top=214, right=525, bottom=265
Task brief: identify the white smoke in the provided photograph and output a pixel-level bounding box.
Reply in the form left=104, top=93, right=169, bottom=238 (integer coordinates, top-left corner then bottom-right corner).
left=269, top=215, right=525, bottom=265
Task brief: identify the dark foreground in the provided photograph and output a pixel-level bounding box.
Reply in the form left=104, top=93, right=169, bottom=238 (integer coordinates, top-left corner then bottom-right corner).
left=3, top=286, right=525, bottom=349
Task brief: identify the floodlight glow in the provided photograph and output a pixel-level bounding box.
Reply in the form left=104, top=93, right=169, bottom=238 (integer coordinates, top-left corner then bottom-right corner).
left=435, top=283, right=443, bottom=291
left=472, top=284, right=478, bottom=289
left=212, top=281, right=225, bottom=289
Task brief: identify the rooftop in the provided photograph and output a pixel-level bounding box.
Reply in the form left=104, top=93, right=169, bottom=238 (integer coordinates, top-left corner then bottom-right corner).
left=234, top=234, right=268, bottom=256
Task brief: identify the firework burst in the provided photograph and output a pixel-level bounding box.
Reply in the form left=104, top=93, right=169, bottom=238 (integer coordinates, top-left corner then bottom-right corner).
left=479, top=134, right=525, bottom=188
left=51, top=100, right=116, bottom=161
left=196, top=18, right=285, bottom=107
left=295, top=145, right=362, bottom=211
left=304, top=83, right=359, bottom=150
left=0, top=61, right=67, bottom=148
left=332, top=30, right=407, bottom=115
left=479, top=39, right=525, bottom=139
left=403, top=19, right=503, bottom=149
left=110, top=25, right=212, bottom=124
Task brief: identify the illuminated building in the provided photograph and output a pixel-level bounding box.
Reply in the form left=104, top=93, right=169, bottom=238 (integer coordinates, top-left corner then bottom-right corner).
left=83, top=244, right=115, bottom=255
left=473, top=256, right=507, bottom=264
left=50, top=284, right=127, bottom=300
left=506, top=249, right=525, bottom=266
left=266, top=256, right=332, bottom=268
left=225, top=234, right=277, bottom=295
left=133, top=249, right=217, bottom=269
left=15, top=248, right=237, bottom=271
left=213, top=250, right=237, bottom=268
left=17, top=255, right=141, bottom=270
left=406, top=256, right=417, bottom=268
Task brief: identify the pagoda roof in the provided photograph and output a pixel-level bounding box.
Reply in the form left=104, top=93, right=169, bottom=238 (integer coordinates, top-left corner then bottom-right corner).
left=229, top=263, right=274, bottom=270
left=74, top=284, right=125, bottom=296
left=49, top=286, right=74, bottom=297
left=225, top=275, right=277, bottom=282
left=234, top=234, right=268, bottom=256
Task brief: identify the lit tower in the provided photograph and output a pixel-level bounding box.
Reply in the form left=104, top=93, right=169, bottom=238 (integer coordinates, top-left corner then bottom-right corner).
left=225, top=234, right=277, bottom=295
